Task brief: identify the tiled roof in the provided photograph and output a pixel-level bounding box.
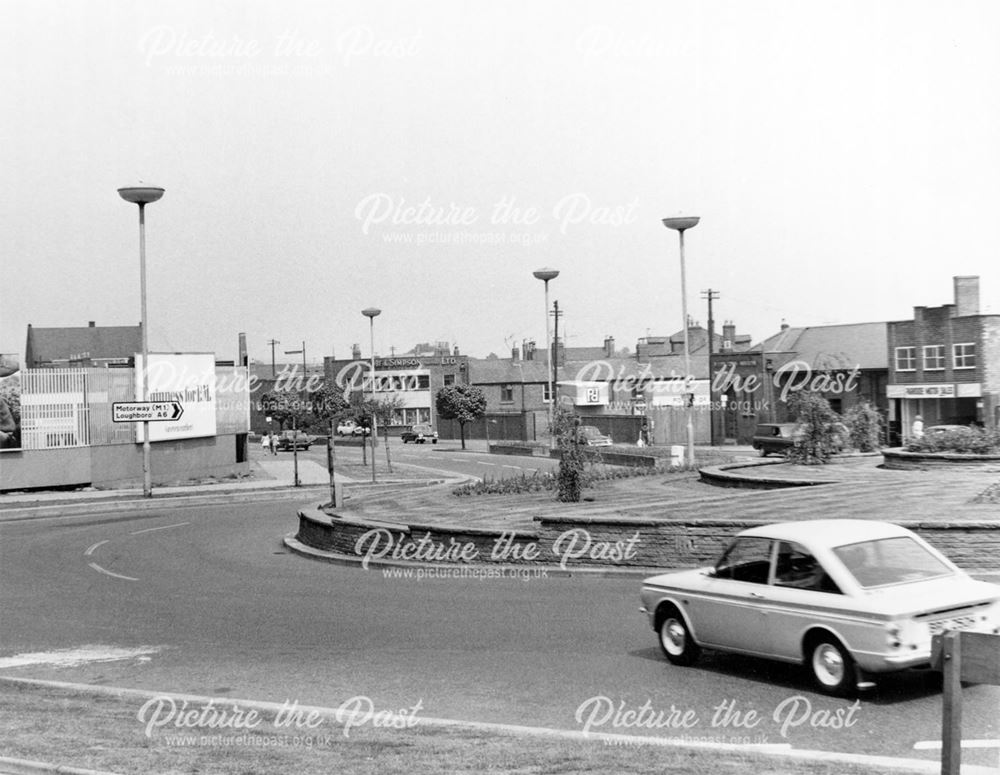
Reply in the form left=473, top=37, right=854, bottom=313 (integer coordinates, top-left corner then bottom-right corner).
left=754, top=322, right=888, bottom=370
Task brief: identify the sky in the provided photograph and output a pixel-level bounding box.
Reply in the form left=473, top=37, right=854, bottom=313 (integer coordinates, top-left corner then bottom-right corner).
left=3, top=0, right=999, bottom=368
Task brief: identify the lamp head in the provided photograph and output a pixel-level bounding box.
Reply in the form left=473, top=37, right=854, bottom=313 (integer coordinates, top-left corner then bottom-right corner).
left=661, top=216, right=700, bottom=232
left=362, top=308, right=382, bottom=319
left=532, top=268, right=560, bottom=282
left=118, top=184, right=165, bottom=205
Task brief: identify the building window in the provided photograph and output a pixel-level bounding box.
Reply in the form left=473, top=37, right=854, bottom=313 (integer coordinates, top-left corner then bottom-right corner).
left=953, top=342, right=976, bottom=370
left=542, top=382, right=552, bottom=403
left=443, top=374, right=455, bottom=386
left=923, top=345, right=945, bottom=371
left=417, top=375, right=430, bottom=389
left=894, top=347, right=916, bottom=372
left=500, top=384, right=514, bottom=403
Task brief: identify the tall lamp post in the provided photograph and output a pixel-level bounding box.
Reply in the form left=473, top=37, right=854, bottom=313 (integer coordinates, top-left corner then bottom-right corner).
left=532, top=268, right=559, bottom=446
left=118, top=183, right=165, bottom=498
left=662, top=215, right=700, bottom=467
left=362, top=308, right=381, bottom=483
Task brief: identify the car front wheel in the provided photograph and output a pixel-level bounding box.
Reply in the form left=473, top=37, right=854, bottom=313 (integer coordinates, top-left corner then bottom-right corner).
left=808, top=635, right=855, bottom=696
left=657, top=606, right=700, bottom=666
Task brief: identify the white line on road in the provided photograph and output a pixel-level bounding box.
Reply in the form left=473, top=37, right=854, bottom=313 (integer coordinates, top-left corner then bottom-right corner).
left=502, top=465, right=522, bottom=470
left=131, top=521, right=190, bottom=536
left=913, top=739, right=1000, bottom=750
left=87, top=562, right=138, bottom=582
left=84, top=540, right=109, bottom=556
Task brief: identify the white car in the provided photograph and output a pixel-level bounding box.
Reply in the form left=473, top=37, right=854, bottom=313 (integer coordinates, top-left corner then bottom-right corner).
left=336, top=420, right=359, bottom=436
left=640, top=520, right=1000, bottom=696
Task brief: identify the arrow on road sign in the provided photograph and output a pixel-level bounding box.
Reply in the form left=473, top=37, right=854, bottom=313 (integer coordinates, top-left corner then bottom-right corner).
left=112, top=401, right=184, bottom=423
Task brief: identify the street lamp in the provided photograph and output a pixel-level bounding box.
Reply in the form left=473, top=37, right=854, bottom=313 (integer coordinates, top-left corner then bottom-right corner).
left=362, top=307, right=381, bottom=483
left=532, top=268, right=559, bottom=446
left=284, top=341, right=307, bottom=488
left=118, top=183, right=165, bottom=498
left=662, top=215, right=700, bottom=468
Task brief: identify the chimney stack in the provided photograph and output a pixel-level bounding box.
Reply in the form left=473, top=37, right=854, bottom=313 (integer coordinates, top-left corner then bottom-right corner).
left=722, top=321, right=736, bottom=352
left=351, top=343, right=362, bottom=360
left=954, top=275, right=980, bottom=316
left=604, top=335, right=615, bottom=357
left=512, top=346, right=520, bottom=361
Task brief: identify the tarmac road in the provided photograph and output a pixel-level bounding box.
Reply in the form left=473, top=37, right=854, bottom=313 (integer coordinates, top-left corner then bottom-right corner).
left=1, top=496, right=998, bottom=769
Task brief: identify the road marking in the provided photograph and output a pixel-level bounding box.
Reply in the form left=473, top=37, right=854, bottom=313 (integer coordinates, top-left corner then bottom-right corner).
left=0, top=646, right=160, bottom=669
left=502, top=465, right=522, bottom=470
left=131, top=521, right=190, bottom=536
left=914, top=739, right=1000, bottom=750
left=88, top=562, right=138, bottom=582
left=84, top=540, right=109, bottom=556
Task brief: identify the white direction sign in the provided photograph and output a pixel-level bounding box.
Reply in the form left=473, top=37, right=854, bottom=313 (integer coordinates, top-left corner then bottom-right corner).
left=112, top=401, right=184, bottom=423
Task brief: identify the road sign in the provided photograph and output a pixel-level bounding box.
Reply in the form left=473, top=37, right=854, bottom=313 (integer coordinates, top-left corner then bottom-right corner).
left=112, top=401, right=184, bottom=423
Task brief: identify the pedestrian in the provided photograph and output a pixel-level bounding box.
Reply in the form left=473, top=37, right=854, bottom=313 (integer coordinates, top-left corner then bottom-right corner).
left=911, top=415, right=924, bottom=440
left=260, top=432, right=269, bottom=453
left=269, top=431, right=278, bottom=455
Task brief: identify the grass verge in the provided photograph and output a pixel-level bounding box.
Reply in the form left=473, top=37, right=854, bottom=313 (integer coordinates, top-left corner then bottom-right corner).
left=0, top=681, right=937, bottom=775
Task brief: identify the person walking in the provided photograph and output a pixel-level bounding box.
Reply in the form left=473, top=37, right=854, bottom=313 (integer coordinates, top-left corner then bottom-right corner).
left=911, top=415, right=924, bottom=440
left=269, top=431, right=278, bottom=455
left=260, top=432, right=270, bottom=453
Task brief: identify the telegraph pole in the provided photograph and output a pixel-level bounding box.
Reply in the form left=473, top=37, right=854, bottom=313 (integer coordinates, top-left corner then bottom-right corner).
left=550, top=300, right=563, bottom=404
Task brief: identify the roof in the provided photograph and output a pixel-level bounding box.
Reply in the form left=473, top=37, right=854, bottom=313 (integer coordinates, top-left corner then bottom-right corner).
left=753, top=322, right=888, bottom=370
left=739, top=519, right=911, bottom=545
left=25, top=323, right=142, bottom=367
left=467, top=358, right=550, bottom=384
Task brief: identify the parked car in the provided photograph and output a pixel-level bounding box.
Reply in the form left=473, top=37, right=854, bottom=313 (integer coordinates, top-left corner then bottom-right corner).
left=336, top=420, right=358, bottom=436
left=924, top=424, right=967, bottom=437
left=276, top=430, right=314, bottom=451
left=751, top=423, right=799, bottom=456
left=400, top=424, right=438, bottom=444
left=639, top=519, right=1000, bottom=696
left=578, top=425, right=613, bottom=446
left=352, top=424, right=371, bottom=437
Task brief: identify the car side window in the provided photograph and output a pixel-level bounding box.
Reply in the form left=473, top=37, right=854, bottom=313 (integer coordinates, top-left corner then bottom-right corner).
left=774, top=541, right=841, bottom=594
left=714, top=537, right=772, bottom=584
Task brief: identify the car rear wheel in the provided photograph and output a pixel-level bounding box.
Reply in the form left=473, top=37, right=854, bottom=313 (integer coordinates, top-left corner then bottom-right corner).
left=657, top=607, right=700, bottom=666
left=808, top=635, right=855, bottom=696
left=758, top=447, right=768, bottom=457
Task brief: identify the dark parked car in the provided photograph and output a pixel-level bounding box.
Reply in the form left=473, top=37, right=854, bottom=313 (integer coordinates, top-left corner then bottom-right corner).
left=751, top=423, right=799, bottom=456
left=578, top=425, right=612, bottom=446
left=277, top=430, right=314, bottom=450
left=400, top=424, right=438, bottom=444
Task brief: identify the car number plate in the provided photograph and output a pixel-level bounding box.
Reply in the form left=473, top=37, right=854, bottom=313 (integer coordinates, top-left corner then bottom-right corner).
left=928, top=614, right=980, bottom=635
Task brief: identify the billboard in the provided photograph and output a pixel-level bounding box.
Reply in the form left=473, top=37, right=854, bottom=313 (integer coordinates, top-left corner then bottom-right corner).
left=0, top=354, right=20, bottom=451
left=134, top=353, right=217, bottom=442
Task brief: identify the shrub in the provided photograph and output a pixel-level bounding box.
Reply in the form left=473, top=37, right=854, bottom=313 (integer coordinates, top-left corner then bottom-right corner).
left=843, top=402, right=883, bottom=452
left=906, top=426, right=1000, bottom=454
left=786, top=391, right=841, bottom=465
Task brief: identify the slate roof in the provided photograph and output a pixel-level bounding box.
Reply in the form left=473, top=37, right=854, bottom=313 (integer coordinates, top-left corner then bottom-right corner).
left=25, top=323, right=142, bottom=368
left=753, top=322, right=888, bottom=370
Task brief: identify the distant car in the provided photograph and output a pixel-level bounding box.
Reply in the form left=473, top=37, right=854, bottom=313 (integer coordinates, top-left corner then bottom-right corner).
left=400, top=424, right=438, bottom=444
left=751, top=423, right=799, bottom=456
left=640, top=519, right=1000, bottom=696
left=578, top=425, right=612, bottom=447
left=924, top=425, right=967, bottom=437
left=352, top=424, right=371, bottom=437
left=336, top=420, right=358, bottom=436
left=277, top=430, right=314, bottom=450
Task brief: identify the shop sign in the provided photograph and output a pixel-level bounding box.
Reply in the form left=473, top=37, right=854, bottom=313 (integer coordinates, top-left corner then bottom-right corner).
left=887, top=383, right=956, bottom=398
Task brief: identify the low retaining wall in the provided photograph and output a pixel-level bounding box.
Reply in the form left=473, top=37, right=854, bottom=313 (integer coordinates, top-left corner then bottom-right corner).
left=883, top=449, right=1000, bottom=470
left=296, top=506, right=1000, bottom=571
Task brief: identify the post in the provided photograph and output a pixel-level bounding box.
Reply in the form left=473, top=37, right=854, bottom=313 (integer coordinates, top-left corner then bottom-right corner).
left=678, top=229, right=694, bottom=468
left=292, top=413, right=300, bottom=487
left=138, top=202, right=152, bottom=498
left=940, top=630, right=962, bottom=775
left=327, top=420, right=340, bottom=508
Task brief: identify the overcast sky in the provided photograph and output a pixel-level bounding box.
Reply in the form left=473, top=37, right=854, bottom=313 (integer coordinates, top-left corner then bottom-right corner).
left=4, top=0, right=999, bottom=366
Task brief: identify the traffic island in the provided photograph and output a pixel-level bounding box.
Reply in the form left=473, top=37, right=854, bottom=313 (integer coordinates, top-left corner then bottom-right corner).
left=883, top=448, right=1000, bottom=470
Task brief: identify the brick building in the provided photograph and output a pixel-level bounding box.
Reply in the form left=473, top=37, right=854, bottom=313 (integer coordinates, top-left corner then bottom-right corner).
left=887, top=276, right=1000, bottom=438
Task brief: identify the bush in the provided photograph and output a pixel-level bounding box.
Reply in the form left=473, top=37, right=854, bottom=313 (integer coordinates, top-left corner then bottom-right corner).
left=786, top=391, right=841, bottom=465
left=906, top=426, right=1000, bottom=454
left=843, top=402, right=883, bottom=452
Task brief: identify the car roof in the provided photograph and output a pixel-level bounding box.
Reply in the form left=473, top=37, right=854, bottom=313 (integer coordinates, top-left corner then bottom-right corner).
left=738, top=519, right=912, bottom=546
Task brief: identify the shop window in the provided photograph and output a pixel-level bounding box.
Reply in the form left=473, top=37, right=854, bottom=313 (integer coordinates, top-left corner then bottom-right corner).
left=500, top=384, right=514, bottom=403
left=923, top=345, right=945, bottom=371
left=953, top=343, right=976, bottom=369
left=894, top=347, right=915, bottom=372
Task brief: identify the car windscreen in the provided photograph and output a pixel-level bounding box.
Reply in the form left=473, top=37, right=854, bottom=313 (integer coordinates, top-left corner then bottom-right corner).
left=833, top=536, right=953, bottom=588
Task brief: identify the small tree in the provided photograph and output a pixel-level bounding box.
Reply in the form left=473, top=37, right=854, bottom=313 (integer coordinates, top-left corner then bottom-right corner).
left=435, top=384, right=487, bottom=450
left=552, top=407, right=585, bottom=502
left=843, top=402, right=883, bottom=452
left=310, top=385, right=351, bottom=430
left=373, top=394, right=405, bottom=472
left=259, top=389, right=309, bottom=431
left=786, top=391, right=840, bottom=465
